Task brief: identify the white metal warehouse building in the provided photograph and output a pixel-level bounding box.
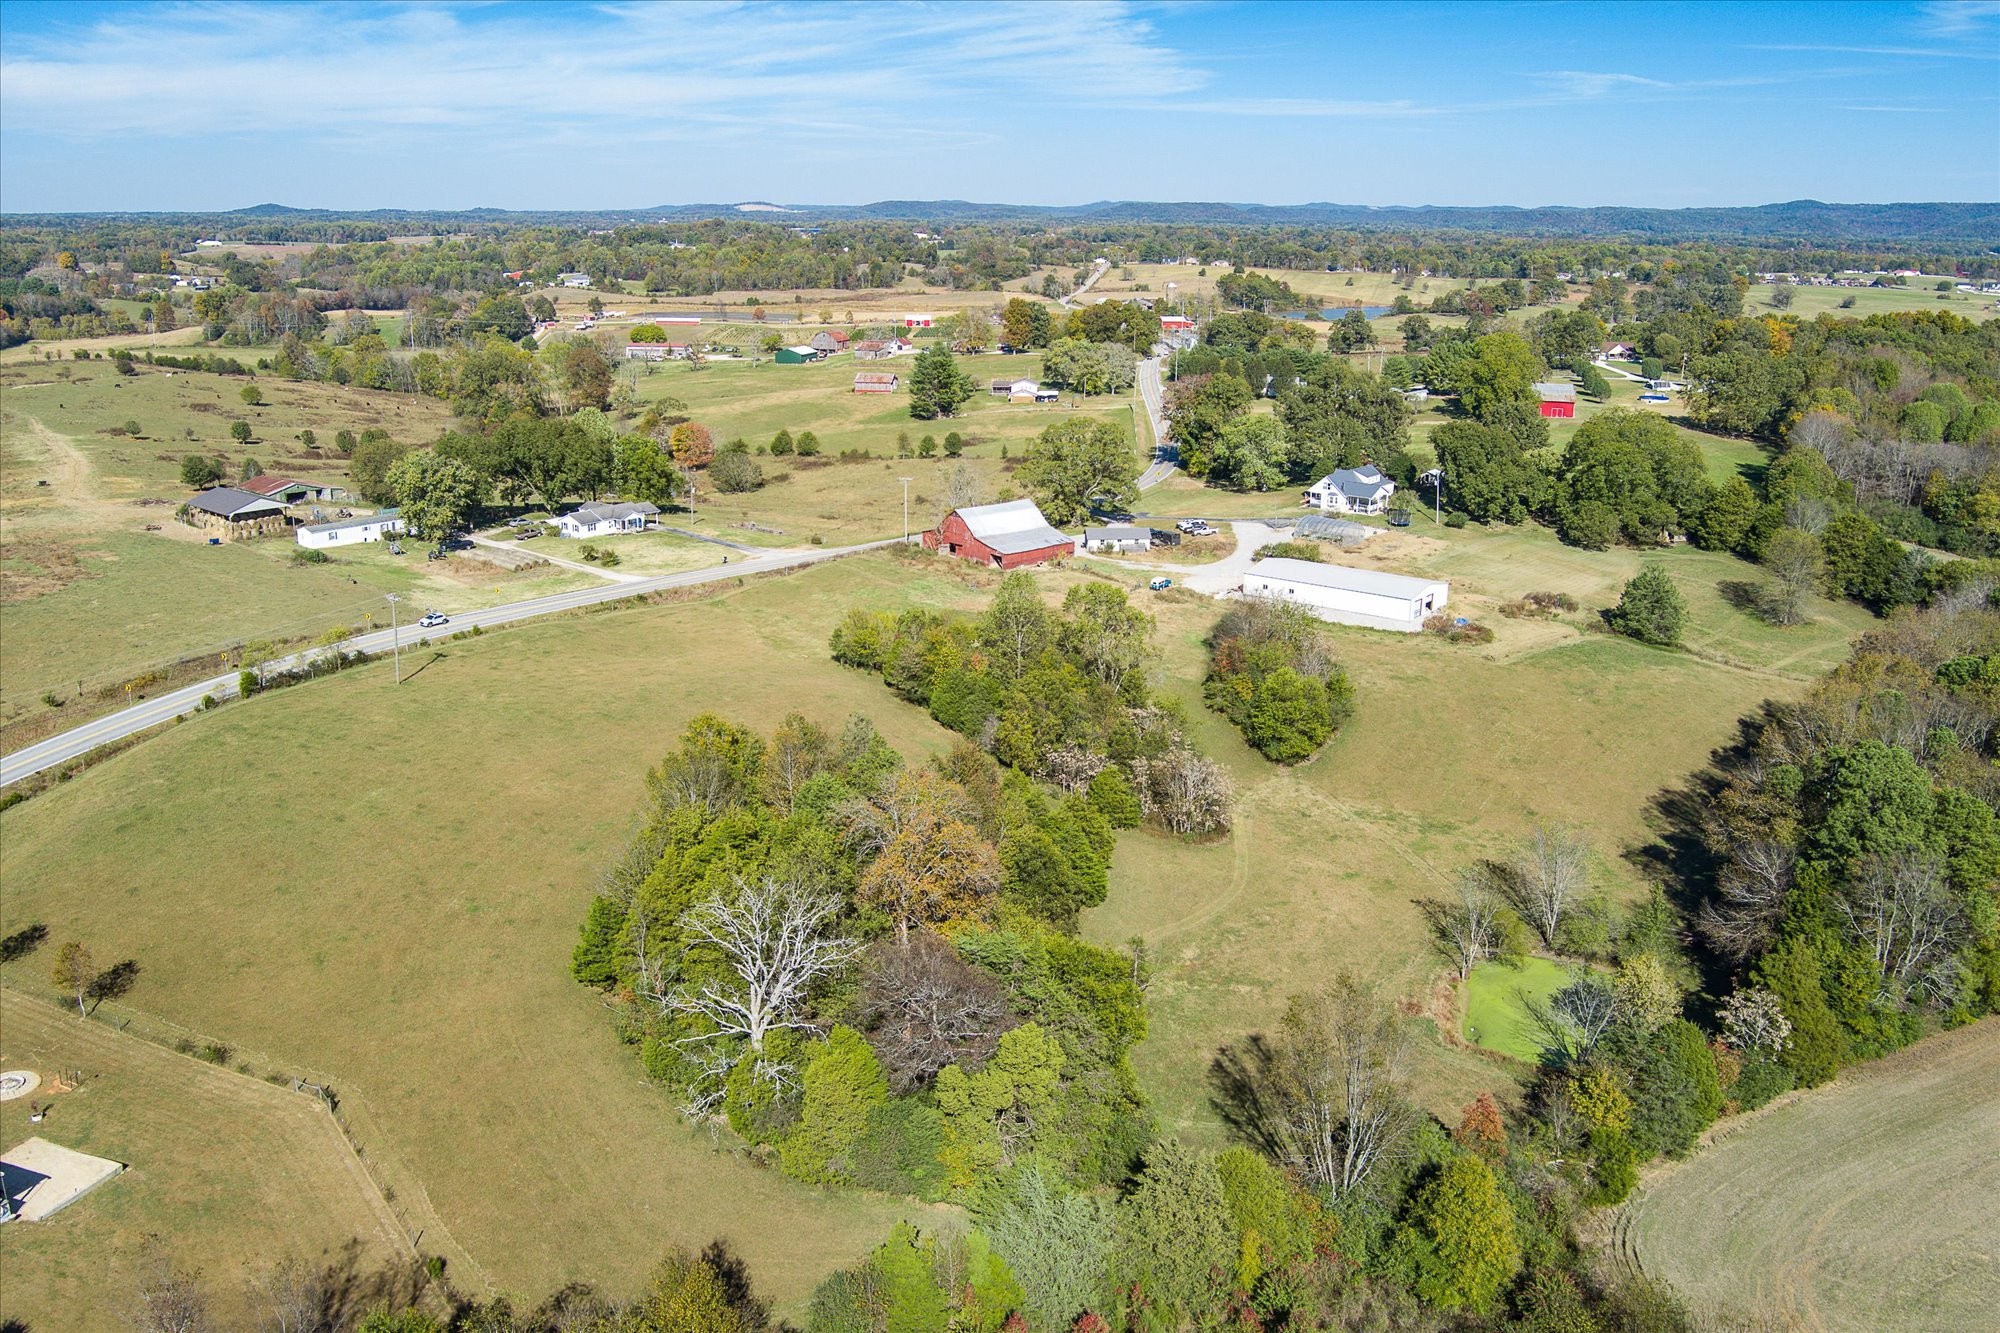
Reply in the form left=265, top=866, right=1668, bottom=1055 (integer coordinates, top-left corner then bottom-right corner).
left=1241, top=557, right=1448, bottom=633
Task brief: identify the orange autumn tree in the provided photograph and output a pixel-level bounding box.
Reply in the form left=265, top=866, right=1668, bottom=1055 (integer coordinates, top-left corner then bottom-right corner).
left=668, top=421, right=715, bottom=469
left=1455, top=1090, right=1509, bottom=1160
left=847, top=771, right=1000, bottom=944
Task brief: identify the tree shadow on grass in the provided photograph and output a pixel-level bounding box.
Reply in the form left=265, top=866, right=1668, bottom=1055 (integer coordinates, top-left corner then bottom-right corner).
left=85, top=959, right=140, bottom=1013
left=1207, top=1035, right=1284, bottom=1160
left=1622, top=705, right=1781, bottom=1019
left=1716, top=579, right=1771, bottom=618
left=0, top=923, right=48, bottom=964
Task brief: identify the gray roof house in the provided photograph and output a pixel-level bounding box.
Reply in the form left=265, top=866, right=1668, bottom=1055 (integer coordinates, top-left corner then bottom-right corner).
left=556, top=501, right=659, bottom=538
left=1302, top=465, right=1397, bottom=515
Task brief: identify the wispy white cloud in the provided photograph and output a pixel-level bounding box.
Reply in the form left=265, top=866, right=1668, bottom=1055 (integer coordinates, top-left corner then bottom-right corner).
left=1916, top=0, right=2000, bottom=37
left=0, top=1, right=1205, bottom=142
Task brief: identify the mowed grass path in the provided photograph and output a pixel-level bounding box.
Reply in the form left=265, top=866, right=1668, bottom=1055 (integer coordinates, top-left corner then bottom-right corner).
left=0, top=992, right=411, bottom=1333
left=1624, top=1019, right=2000, bottom=1332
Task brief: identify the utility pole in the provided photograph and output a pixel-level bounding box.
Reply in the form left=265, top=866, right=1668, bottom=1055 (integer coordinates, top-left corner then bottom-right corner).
left=899, top=476, right=912, bottom=544
left=385, top=594, right=403, bottom=685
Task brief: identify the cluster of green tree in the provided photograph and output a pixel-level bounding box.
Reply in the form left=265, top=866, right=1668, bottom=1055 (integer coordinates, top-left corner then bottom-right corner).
left=1203, top=599, right=1358, bottom=762
left=908, top=343, right=978, bottom=420
left=428, top=411, right=682, bottom=508
left=1014, top=418, right=1144, bottom=526
left=1165, top=355, right=1413, bottom=493
left=570, top=711, right=1153, bottom=1204
left=1678, top=599, right=2000, bottom=1089
left=830, top=574, right=1232, bottom=837
left=808, top=975, right=1688, bottom=1331
left=0, top=273, right=129, bottom=346
left=1216, top=268, right=1307, bottom=312
left=1040, top=339, right=1137, bottom=396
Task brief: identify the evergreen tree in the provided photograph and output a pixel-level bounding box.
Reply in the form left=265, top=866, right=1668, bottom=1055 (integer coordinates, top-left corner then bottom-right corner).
left=1607, top=567, right=1686, bottom=646
left=571, top=895, right=627, bottom=987
left=910, top=344, right=977, bottom=420
left=781, top=1027, right=890, bottom=1184
left=1114, top=1138, right=1234, bottom=1317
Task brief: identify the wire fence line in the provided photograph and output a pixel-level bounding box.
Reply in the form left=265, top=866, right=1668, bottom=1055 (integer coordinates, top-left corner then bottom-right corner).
left=0, top=982, right=487, bottom=1289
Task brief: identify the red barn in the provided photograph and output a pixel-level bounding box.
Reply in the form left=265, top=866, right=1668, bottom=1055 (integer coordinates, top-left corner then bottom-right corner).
left=1534, top=382, right=1577, bottom=419
left=924, top=499, right=1073, bottom=568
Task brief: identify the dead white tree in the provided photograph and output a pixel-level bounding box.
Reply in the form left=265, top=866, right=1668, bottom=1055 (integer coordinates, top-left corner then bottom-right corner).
left=1839, top=852, right=1966, bottom=1003
left=1698, top=837, right=1796, bottom=963
left=1129, top=744, right=1233, bottom=835
left=1506, top=822, right=1591, bottom=949
left=670, top=877, right=859, bottom=1055
left=1418, top=870, right=1501, bottom=981
left=1524, top=973, right=1621, bottom=1066
left=1267, top=980, right=1416, bottom=1198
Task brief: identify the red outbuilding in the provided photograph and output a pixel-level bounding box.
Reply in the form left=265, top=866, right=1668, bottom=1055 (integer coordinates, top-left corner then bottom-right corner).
left=1534, top=382, right=1577, bottom=419
left=924, top=499, right=1074, bottom=568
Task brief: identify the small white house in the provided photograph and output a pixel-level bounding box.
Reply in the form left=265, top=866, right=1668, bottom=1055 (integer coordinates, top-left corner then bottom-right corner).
left=557, top=271, right=591, bottom=288
left=556, top=501, right=658, bottom=538
left=1241, top=557, right=1447, bottom=633
left=297, top=511, right=405, bottom=549
left=1082, top=525, right=1153, bottom=553
left=1303, top=465, right=1397, bottom=515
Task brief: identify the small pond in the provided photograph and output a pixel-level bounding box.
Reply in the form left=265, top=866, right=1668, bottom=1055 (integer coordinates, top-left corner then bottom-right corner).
left=1278, top=305, right=1393, bottom=321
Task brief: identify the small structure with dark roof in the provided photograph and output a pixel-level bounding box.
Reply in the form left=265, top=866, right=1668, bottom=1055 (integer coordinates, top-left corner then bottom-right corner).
left=181, top=486, right=289, bottom=540
left=925, top=499, right=1073, bottom=569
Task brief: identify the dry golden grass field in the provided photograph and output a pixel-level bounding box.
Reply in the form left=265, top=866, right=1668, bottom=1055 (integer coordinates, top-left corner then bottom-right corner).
left=1621, top=1018, right=2000, bottom=1333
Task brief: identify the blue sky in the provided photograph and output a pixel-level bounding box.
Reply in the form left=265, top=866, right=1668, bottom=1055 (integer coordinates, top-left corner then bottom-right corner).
left=1, top=0, right=1995, bottom=212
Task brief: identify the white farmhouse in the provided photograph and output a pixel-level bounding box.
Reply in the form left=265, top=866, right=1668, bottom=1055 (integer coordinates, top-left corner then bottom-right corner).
left=1241, top=557, right=1447, bottom=633
left=555, top=501, right=658, bottom=538
left=296, top=511, right=405, bottom=549
left=1302, top=465, right=1397, bottom=514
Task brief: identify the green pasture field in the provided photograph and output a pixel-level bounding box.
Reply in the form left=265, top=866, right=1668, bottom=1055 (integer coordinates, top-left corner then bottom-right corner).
left=0, top=521, right=1870, bottom=1310
left=1748, top=279, right=1998, bottom=322
left=1623, top=1018, right=2000, bottom=1331
left=0, top=991, right=412, bottom=1333
left=1461, top=957, right=1571, bottom=1061
left=0, top=524, right=597, bottom=717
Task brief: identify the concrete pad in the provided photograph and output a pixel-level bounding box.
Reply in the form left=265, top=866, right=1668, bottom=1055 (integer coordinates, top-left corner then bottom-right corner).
left=1, top=1136, right=124, bottom=1221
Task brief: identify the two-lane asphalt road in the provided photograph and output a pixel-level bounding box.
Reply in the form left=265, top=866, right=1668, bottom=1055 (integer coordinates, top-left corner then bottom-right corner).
left=0, top=538, right=893, bottom=787
left=1135, top=355, right=1178, bottom=491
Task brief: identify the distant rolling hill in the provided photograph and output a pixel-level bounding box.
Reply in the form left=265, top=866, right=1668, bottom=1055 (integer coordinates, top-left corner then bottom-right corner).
left=4, top=199, right=1994, bottom=245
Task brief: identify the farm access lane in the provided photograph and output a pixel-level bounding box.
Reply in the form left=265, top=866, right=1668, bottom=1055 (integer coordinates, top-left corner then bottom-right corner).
left=0, top=538, right=899, bottom=787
